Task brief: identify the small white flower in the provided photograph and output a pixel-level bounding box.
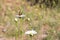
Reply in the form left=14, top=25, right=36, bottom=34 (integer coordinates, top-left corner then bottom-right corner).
left=25, top=30, right=37, bottom=36
left=27, top=18, right=31, bottom=21
left=16, top=14, right=25, bottom=18
left=15, top=18, right=18, bottom=22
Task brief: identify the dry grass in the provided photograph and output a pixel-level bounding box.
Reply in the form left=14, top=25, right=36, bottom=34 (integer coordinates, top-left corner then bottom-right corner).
left=0, top=0, right=60, bottom=40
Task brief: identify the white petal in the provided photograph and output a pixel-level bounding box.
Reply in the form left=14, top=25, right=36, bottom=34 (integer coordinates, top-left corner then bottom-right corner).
left=31, top=30, right=37, bottom=34
left=15, top=18, right=18, bottom=21
left=25, top=31, right=31, bottom=34
left=20, top=15, right=25, bottom=17
left=25, top=30, right=37, bottom=35
left=27, top=18, right=30, bottom=21
left=16, top=15, right=25, bottom=18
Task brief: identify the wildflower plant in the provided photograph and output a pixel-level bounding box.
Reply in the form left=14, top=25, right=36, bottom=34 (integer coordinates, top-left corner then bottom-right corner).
left=14, top=17, right=19, bottom=40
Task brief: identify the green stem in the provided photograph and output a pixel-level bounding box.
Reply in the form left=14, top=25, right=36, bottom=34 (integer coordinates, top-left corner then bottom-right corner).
left=15, top=21, right=19, bottom=40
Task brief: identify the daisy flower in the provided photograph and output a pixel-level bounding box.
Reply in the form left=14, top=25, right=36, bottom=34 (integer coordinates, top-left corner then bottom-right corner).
left=25, top=30, right=37, bottom=36
left=16, top=14, right=25, bottom=18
